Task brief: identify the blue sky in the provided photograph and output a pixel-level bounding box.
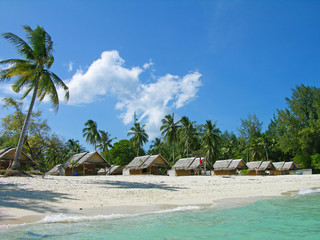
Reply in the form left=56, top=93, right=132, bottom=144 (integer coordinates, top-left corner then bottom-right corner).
left=1, top=0, right=320, bottom=151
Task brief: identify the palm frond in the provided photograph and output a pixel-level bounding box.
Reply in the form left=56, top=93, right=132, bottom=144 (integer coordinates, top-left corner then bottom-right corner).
left=2, top=32, right=34, bottom=60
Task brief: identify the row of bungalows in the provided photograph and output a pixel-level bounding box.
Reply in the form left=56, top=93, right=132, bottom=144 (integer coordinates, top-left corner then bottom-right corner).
left=214, top=159, right=302, bottom=176
left=45, top=151, right=304, bottom=176
left=168, top=157, right=213, bottom=176
left=0, top=148, right=37, bottom=170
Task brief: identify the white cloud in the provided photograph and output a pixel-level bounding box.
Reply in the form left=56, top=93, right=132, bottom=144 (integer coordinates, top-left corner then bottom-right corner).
left=68, top=61, right=73, bottom=72
left=0, top=84, right=15, bottom=95
left=61, top=50, right=202, bottom=138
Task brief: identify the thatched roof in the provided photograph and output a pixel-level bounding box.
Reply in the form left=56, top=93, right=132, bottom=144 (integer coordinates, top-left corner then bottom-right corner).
left=273, top=161, right=301, bottom=170
left=213, top=159, right=233, bottom=170
left=61, top=152, right=111, bottom=169
left=283, top=162, right=301, bottom=170
left=247, top=161, right=275, bottom=171
left=46, top=164, right=61, bottom=175
left=246, top=161, right=262, bottom=170
left=260, top=161, right=275, bottom=170
left=273, top=162, right=285, bottom=170
left=125, top=155, right=170, bottom=170
left=0, top=148, right=36, bottom=166
left=173, top=157, right=213, bottom=170
left=228, top=159, right=247, bottom=170
left=172, top=158, right=194, bottom=170
left=214, top=159, right=247, bottom=170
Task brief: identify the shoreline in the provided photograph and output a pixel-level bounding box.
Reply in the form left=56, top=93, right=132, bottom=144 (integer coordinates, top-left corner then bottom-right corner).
left=1, top=174, right=320, bottom=228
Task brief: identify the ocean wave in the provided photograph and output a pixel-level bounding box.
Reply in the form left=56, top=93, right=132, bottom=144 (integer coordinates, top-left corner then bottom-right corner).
left=40, top=213, right=132, bottom=223
left=39, top=205, right=202, bottom=224
left=298, top=188, right=320, bottom=195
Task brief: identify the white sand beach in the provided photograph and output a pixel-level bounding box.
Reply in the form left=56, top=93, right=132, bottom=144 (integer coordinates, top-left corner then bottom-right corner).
left=1, top=174, right=320, bottom=227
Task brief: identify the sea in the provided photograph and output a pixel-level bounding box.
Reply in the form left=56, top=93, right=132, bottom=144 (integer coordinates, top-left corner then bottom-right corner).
left=1, top=188, right=320, bottom=240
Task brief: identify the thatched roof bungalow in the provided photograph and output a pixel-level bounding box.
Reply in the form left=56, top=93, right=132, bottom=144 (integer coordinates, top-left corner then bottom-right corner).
left=272, top=161, right=301, bottom=175
left=246, top=161, right=275, bottom=175
left=123, top=155, right=170, bottom=175
left=59, top=151, right=111, bottom=176
left=98, top=165, right=123, bottom=175
left=0, top=148, right=37, bottom=169
left=169, top=157, right=212, bottom=176
left=213, top=159, right=247, bottom=175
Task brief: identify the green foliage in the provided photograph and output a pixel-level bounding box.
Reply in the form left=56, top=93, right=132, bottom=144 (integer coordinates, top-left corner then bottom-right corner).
left=293, top=151, right=311, bottom=169
left=109, top=140, right=137, bottom=166
left=311, top=154, right=320, bottom=169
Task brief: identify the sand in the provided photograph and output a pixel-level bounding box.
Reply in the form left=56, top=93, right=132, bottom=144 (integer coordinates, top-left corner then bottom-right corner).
left=1, top=174, right=320, bottom=227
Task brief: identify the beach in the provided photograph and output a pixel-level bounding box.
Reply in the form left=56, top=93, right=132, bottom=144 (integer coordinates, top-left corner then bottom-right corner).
left=1, top=174, right=320, bottom=227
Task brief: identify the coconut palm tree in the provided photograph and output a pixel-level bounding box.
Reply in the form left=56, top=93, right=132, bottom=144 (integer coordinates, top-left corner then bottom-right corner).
left=97, top=130, right=116, bottom=161
left=201, top=120, right=221, bottom=164
left=127, top=122, right=149, bottom=156
left=82, top=120, right=100, bottom=150
left=0, top=25, right=69, bottom=170
left=160, top=113, right=181, bottom=164
left=179, top=116, right=197, bottom=157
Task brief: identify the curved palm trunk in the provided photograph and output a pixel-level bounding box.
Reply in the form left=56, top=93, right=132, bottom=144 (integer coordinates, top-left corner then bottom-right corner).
left=11, top=79, right=39, bottom=170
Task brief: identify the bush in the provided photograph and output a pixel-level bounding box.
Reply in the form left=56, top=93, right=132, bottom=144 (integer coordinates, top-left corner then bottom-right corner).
left=240, top=169, right=249, bottom=175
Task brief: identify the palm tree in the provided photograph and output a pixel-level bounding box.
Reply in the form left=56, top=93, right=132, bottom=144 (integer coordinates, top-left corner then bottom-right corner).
left=66, top=139, right=85, bottom=155
left=0, top=25, right=69, bottom=170
left=127, top=122, right=149, bottom=156
left=160, top=113, right=181, bottom=164
left=179, top=116, right=197, bottom=157
left=82, top=120, right=100, bottom=150
left=97, top=130, right=116, bottom=161
left=201, top=120, right=221, bottom=164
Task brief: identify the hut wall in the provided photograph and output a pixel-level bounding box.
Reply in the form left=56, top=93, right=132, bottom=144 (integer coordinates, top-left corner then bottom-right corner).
left=64, top=166, right=83, bottom=176
left=175, top=169, right=191, bottom=176
left=247, top=170, right=266, bottom=176
left=129, top=169, right=143, bottom=175
left=214, top=170, right=237, bottom=175
left=214, top=170, right=229, bottom=175
left=270, top=170, right=284, bottom=175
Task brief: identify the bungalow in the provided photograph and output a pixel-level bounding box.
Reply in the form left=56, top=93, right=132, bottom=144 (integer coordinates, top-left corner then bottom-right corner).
left=0, top=148, right=37, bottom=170
left=246, top=161, right=276, bottom=175
left=213, top=159, right=248, bottom=175
left=169, top=157, right=212, bottom=176
left=272, top=161, right=302, bottom=175
left=58, top=151, right=111, bottom=176
left=122, top=155, right=170, bottom=175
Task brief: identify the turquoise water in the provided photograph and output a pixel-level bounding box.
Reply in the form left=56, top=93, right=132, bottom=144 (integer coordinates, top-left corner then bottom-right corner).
left=1, top=191, right=320, bottom=240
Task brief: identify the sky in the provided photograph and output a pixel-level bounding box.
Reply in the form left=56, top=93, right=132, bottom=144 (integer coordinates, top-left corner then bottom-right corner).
left=0, top=0, right=320, bottom=151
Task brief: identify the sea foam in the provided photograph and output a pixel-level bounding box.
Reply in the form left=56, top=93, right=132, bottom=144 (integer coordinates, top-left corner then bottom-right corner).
left=39, top=205, right=202, bottom=224
left=298, top=188, right=320, bottom=195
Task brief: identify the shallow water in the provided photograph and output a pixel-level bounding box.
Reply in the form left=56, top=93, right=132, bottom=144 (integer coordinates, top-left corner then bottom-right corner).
left=1, top=189, right=320, bottom=240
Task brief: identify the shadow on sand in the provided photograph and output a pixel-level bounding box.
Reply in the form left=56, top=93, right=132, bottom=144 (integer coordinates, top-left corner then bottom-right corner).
left=91, top=180, right=186, bottom=191
left=0, top=182, right=75, bottom=222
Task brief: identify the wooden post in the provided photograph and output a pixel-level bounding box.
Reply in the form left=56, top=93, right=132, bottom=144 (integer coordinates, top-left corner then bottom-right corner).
left=83, top=164, right=85, bottom=176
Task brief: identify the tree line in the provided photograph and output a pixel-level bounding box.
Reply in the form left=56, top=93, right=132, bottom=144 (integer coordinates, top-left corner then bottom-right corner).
left=1, top=26, right=320, bottom=172
left=1, top=84, right=320, bottom=172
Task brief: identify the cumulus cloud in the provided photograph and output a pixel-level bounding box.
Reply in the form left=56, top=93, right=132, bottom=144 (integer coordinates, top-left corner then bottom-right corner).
left=61, top=50, right=202, bottom=138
